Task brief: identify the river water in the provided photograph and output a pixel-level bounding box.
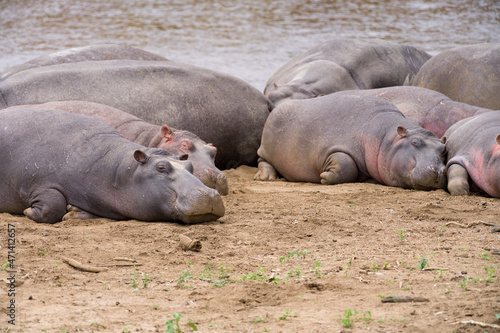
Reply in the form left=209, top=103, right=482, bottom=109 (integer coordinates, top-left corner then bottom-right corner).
left=1, top=0, right=499, bottom=90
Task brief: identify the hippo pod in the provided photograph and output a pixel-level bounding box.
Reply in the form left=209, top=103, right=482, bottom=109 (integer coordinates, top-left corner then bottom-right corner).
left=264, top=38, right=431, bottom=106
left=0, top=108, right=225, bottom=223
left=6, top=101, right=229, bottom=195
left=444, top=111, right=500, bottom=198
left=255, top=94, right=447, bottom=191
left=0, top=56, right=273, bottom=170
left=411, top=43, right=500, bottom=110
left=335, top=86, right=495, bottom=138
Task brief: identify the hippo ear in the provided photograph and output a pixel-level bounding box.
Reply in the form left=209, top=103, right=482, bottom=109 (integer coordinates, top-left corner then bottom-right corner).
left=441, top=136, right=447, bottom=144
left=397, top=126, right=408, bottom=138
left=496, top=135, right=500, bottom=146
left=160, top=125, right=173, bottom=141
left=273, top=82, right=278, bottom=90
left=133, top=150, right=148, bottom=164
left=180, top=139, right=193, bottom=154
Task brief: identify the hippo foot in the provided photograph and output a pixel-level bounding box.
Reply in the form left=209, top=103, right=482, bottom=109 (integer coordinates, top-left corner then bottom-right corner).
left=254, top=159, right=279, bottom=181
left=447, top=164, right=470, bottom=196
left=23, top=207, right=59, bottom=224
left=63, top=205, right=100, bottom=220
left=320, top=153, right=358, bottom=185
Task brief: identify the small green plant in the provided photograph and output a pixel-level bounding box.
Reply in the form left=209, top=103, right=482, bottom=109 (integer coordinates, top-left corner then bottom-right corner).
left=280, top=250, right=309, bottom=262
left=445, top=287, right=451, bottom=294
left=397, top=229, right=408, bottom=241
left=90, top=322, right=106, bottom=330
left=252, top=316, right=265, bottom=324
left=142, top=272, right=152, bottom=288
left=38, top=249, right=48, bottom=257
left=403, top=283, right=411, bottom=290
left=417, top=256, right=428, bottom=270
left=313, top=260, right=323, bottom=278
left=177, top=261, right=194, bottom=288
left=480, top=251, right=493, bottom=260
left=461, top=278, right=472, bottom=291
left=165, top=313, right=198, bottom=333
left=130, top=265, right=139, bottom=289
left=153, top=304, right=158, bottom=310
left=278, top=309, right=295, bottom=320
left=340, top=309, right=356, bottom=328
left=0, top=260, right=8, bottom=271
left=362, top=311, right=372, bottom=323
left=484, top=265, right=496, bottom=282
left=436, top=269, right=444, bottom=279
left=371, top=263, right=379, bottom=271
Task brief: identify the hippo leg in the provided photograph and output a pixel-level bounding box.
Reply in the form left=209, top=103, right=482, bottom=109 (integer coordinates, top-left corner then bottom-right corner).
left=254, top=158, right=279, bottom=181
left=447, top=164, right=470, bottom=195
left=63, top=205, right=100, bottom=220
left=320, top=152, right=358, bottom=185
left=23, top=190, right=67, bottom=223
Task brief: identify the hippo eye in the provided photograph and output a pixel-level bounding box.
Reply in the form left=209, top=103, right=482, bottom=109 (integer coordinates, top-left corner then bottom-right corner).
left=179, top=154, right=189, bottom=161
left=156, top=162, right=172, bottom=173
left=411, top=138, right=421, bottom=147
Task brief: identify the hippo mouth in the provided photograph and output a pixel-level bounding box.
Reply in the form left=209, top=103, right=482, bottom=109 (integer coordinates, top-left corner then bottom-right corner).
left=408, top=165, right=447, bottom=190
left=174, top=188, right=225, bottom=224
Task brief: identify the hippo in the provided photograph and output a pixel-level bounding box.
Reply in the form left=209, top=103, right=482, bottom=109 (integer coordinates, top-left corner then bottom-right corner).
left=263, top=38, right=431, bottom=106
left=0, top=57, right=273, bottom=170
left=443, top=111, right=500, bottom=197
left=0, top=44, right=167, bottom=80
left=0, top=108, right=225, bottom=223
left=6, top=101, right=228, bottom=195
left=254, top=94, right=447, bottom=190
left=411, top=43, right=500, bottom=110
left=335, top=86, right=495, bottom=138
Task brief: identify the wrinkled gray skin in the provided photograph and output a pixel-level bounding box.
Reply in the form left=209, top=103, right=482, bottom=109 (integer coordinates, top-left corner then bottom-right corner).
left=0, top=58, right=273, bottom=169
left=255, top=94, right=447, bottom=191
left=0, top=108, right=225, bottom=224
left=0, top=44, right=167, bottom=81
left=443, top=111, right=500, bottom=198
left=6, top=101, right=228, bottom=195
left=412, top=43, right=500, bottom=110
left=335, top=86, right=496, bottom=138
left=264, top=38, right=431, bottom=106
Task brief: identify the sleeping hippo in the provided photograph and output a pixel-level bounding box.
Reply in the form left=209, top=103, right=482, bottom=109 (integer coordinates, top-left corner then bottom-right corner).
left=443, top=111, right=500, bottom=197
left=335, top=86, right=495, bottom=138
left=264, top=38, right=431, bottom=106
left=0, top=57, right=273, bottom=169
left=0, top=108, right=225, bottom=223
left=6, top=101, right=228, bottom=195
left=0, top=44, right=167, bottom=80
left=255, top=94, right=447, bottom=190
left=411, top=43, right=500, bottom=110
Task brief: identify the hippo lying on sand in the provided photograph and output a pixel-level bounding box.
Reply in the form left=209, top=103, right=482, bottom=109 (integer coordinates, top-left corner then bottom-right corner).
left=0, top=57, right=273, bottom=169
left=264, top=38, right=431, bottom=106
left=336, top=86, right=495, bottom=138
left=0, top=108, right=225, bottom=223
left=255, top=94, right=447, bottom=190
left=411, top=43, right=500, bottom=110
left=444, top=111, right=500, bottom=197
left=0, top=44, right=167, bottom=81
left=6, top=101, right=228, bottom=195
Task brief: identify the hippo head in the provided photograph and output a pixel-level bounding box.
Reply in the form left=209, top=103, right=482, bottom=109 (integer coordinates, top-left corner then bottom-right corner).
left=380, top=126, right=447, bottom=190
left=129, top=149, right=225, bottom=223
left=266, top=83, right=319, bottom=106
left=157, top=125, right=229, bottom=195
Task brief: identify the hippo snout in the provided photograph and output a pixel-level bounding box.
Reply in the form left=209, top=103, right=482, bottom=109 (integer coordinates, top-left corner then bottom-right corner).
left=176, top=187, right=225, bottom=224
left=411, top=164, right=447, bottom=190
left=198, top=168, right=229, bottom=196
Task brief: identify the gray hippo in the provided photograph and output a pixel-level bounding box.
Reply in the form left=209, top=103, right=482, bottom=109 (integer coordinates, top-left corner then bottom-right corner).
left=6, top=101, right=228, bottom=195
left=411, top=43, right=500, bottom=110
left=264, top=38, right=431, bottom=106
left=335, top=86, right=495, bottom=138
left=0, top=44, right=167, bottom=80
left=0, top=108, right=225, bottom=223
left=255, top=94, right=447, bottom=190
left=0, top=59, right=273, bottom=169
left=443, top=111, right=500, bottom=197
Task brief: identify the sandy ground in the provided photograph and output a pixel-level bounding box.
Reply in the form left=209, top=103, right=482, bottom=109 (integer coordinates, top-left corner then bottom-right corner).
left=0, top=165, right=499, bottom=332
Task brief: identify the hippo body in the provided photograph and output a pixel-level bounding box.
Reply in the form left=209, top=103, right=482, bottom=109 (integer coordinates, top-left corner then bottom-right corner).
left=444, top=111, right=500, bottom=197
left=264, top=38, right=431, bottom=106
left=412, top=43, right=500, bottom=110
left=0, top=44, right=167, bottom=81
left=6, top=101, right=228, bottom=195
left=0, top=108, right=224, bottom=223
left=255, top=94, right=446, bottom=190
left=335, top=86, right=494, bottom=138
left=0, top=59, right=273, bottom=169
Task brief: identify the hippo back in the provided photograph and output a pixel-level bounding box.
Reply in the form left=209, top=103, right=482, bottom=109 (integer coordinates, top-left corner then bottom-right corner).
left=412, top=43, right=500, bottom=110
left=0, top=44, right=167, bottom=81
left=264, top=38, right=431, bottom=106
